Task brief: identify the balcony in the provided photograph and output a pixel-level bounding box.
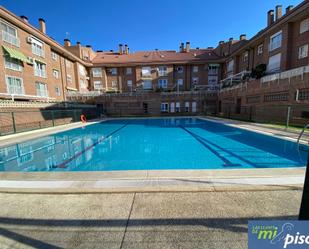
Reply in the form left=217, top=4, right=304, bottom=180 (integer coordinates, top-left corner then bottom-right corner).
left=1, top=30, right=20, bottom=47
left=220, top=71, right=251, bottom=89
left=261, top=65, right=309, bottom=84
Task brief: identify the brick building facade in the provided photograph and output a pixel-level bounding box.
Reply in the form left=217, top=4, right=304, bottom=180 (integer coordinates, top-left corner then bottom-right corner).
left=1, top=1, right=309, bottom=118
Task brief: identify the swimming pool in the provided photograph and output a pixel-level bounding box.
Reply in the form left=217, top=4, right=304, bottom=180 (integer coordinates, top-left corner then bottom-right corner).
left=0, top=118, right=307, bottom=172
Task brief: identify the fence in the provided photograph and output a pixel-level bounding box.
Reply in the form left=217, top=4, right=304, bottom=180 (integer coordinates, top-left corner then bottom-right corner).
left=218, top=104, right=309, bottom=128
left=0, top=108, right=101, bottom=136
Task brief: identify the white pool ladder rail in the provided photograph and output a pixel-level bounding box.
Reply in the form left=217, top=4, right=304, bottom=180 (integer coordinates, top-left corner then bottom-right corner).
left=297, top=124, right=309, bottom=147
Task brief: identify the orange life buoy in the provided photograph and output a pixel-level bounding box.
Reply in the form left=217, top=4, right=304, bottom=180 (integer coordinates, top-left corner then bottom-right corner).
left=80, top=115, right=87, bottom=123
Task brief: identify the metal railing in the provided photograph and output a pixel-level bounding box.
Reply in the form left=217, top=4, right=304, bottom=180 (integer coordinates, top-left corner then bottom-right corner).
left=217, top=104, right=309, bottom=130
left=0, top=108, right=101, bottom=136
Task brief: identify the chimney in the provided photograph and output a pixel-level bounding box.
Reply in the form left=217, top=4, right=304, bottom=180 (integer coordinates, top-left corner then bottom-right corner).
left=286, top=5, right=293, bottom=14
left=110, top=49, right=114, bottom=52
left=124, top=44, right=129, bottom=54
left=267, top=10, right=274, bottom=26
left=275, top=5, right=282, bottom=20
left=229, top=37, right=233, bottom=43
left=180, top=42, right=184, bottom=52
left=185, top=42, right=190, bottom=52
left=64, top=39, right=71, bottom=47
left=76, top=41, right=81, bottom=48
left=86, top=45, right=92, bottom=48
left=20, top=15, right=28, bottom=23
left=119, top=44, right=123, bottom=54
left=239, top=34, right=246, bottom=41
left=38, top=18, right=46, bottom=34
left=219, top=41, right=224, bottom=45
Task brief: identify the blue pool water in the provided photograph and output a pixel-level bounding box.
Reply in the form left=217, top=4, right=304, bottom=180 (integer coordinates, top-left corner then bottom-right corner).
left=0, top=118, right=307, bottom=172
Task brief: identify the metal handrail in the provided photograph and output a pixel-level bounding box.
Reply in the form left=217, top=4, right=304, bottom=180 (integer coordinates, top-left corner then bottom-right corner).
left=297, top=124, right=309, bottom=146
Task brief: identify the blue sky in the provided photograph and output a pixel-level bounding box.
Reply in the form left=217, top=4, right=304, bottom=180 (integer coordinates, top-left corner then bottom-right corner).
left=1, top=0, right=303, bottom=52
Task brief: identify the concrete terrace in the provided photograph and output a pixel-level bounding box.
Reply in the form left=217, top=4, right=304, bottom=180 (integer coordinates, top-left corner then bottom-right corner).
left=0, top=190, right=302, bottom=249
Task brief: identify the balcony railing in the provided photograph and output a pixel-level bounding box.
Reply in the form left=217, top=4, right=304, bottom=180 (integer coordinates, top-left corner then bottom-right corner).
left=1, top=30, right=20, bottom=47
left=220, top=71, right=251, bottom=89
left=261, top=65, right=309, bottom=84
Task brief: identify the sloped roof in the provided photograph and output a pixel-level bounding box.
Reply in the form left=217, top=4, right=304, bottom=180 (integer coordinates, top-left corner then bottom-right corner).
left=92, top=49, right=223, bottom=65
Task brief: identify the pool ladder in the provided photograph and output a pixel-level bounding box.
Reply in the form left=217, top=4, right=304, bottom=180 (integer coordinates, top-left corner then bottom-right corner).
left=297, top=124, right=309, bottom=150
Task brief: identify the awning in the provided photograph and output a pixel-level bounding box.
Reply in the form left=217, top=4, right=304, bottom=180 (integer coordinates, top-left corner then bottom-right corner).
left=66, top=86, right=78, bottom=91
left=2, top=45, right=33, bottom=64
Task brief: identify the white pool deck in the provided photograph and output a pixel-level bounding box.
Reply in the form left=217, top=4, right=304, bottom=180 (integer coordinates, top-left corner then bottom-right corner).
left=0, top=116, right=307, bottom=193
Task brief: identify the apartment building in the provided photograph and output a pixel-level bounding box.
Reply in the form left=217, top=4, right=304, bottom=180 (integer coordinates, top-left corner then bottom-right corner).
left=61, top=42, right=223, bottom=93
left=219, top=1, right=309, bottom=124
left=0, top=6, right=91, bottom=103
left=1, top=1, right=309, bottom=118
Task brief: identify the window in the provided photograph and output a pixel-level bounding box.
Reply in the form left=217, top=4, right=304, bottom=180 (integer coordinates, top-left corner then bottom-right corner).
left=110, top=68, right=117, bottom=75
left=170, top=102, right=175, bottom=113
left=0, top=22, right=19, bottom=47
left=208, top=64, right=219, bottom=75
left=36, top=82, right=48, bottom=97
left=298, top=89, right=309, bottom=100
left=192, top=102, right=197, bottom=113
left=94, top=81, right=103, bottom=90
left=111, top=80, right=118, bottom=88
left=126, top=67, right=132, bottom=75
left=269, top=31, right=282, bottom=51
left=55, top=86, right=61, bottom=96
left=65, top=60, right=72, bottom=68
left=51, top=51, right=58, bottom=61
left=158, top=79, right=168, bottom=88
left=243, top=51, right=249, bottom=62
left=160, top=103, right=169, bottom=113
left=175, top=102, right=180, bottom=112
left=34, top=60, right=47, bottom=78
left=142, top=80, right=152, bottom=89
left=6, top=76, right=24, bottom=94
left=31, top=38, right=44, bottom=57
left=176, top=66, right=183, bottom=73
left=264, top=92, right=288, bottom=102
left=227, top=59, right=234, bottom=76
left=298, top=44, right=308, bottom=59
left=300, top=18, right=309, bottom=34
left=257, top=44, right=263, bottom=55
left=4, top=56, right=22, bottom=71
left=127, top=80, right=132, bottom=87
left=177, top=79, right=183, bottom=86
left=141, top=67, right=151, bottom=77
left=193, top=66, right=198, bottom=73
left=92, top=68, right=102, bottom=77
left=78, top=64, right=86, bottom=76
left=158, top=66, right=168, bottom=76
left=267, top=53, right=281, bottom=72
left=67, top=74, right=72, bottom=83
left=208, top=75, right=218, bottom=85
left=53, top=69, right=59, bottom=79
left=185, top=102, right=190, bottom=112
left=192, top=77, right=199, bottom=85
left=79, top=79, right=86, bottom=89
